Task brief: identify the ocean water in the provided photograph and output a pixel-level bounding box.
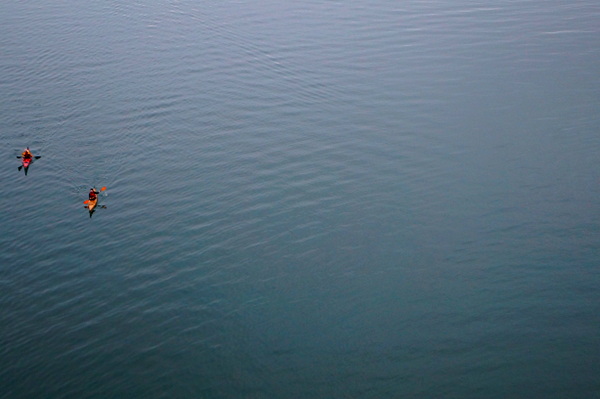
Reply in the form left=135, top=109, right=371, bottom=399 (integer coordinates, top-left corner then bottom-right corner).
left=1, top=1, right=599, bottom=398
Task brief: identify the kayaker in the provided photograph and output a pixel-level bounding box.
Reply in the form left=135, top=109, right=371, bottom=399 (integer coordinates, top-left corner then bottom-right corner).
left=89, top=188, right=99, bottom=201
left=22, top=148, right=32, bottom=160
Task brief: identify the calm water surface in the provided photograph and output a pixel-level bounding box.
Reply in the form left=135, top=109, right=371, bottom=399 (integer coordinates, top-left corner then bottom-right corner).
left=1, top=1, right=600, bottom=398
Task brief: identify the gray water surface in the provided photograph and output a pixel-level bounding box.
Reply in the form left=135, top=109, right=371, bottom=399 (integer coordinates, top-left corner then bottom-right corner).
left=1, top=1, right=600, bottom=398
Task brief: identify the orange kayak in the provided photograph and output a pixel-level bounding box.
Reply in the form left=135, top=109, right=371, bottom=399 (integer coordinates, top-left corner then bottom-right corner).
left=88, top=196, right=99, bottom=212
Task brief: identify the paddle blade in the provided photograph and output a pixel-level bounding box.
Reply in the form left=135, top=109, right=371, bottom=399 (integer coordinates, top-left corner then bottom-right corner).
left=17, top=156, right=21, bottom=158
left=100, top=186, right=107, bottom=191
left=35, top=156, right=41, bottom=159
left=83, top=200, right=90, bottom=204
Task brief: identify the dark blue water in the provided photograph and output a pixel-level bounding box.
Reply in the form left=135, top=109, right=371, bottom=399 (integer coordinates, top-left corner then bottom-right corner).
left=2, top=1, right=600, bottom=398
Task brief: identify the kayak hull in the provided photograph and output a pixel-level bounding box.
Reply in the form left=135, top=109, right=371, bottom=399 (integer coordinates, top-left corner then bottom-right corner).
left=88, top=197, right=99, bottom=212
left=21, top=157, right=32, bottom=175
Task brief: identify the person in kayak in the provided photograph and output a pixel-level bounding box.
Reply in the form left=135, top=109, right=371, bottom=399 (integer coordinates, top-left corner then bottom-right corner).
left=21, top=148, right=33, bottom=160
left=89, top=188, right=99, bottom=201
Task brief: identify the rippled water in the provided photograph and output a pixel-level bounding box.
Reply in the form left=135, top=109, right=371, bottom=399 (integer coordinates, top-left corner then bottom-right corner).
left=2, top=1, right=600, bottom=398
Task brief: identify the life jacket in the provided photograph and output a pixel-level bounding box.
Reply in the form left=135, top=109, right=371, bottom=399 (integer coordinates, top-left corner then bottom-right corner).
left=89, top=191, right=98, bottom=200
left=22, top=151, right=32, bottom=159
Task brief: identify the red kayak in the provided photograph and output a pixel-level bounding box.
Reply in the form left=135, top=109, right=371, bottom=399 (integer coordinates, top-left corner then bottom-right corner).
left=19, top=154, right=35, bottom=175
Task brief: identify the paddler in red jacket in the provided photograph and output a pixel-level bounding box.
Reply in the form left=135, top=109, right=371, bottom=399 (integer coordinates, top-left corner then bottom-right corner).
left=89, top=188, right=99, bottom=201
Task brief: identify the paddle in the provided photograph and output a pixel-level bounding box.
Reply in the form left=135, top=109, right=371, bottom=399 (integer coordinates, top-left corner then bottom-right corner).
left=83, top=186, right=107, bottom=204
